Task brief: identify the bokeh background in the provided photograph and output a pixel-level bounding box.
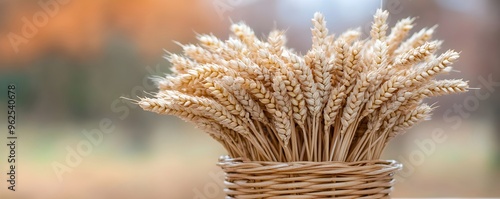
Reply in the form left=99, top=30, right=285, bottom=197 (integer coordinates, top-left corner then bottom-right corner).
left=1, top=0, right=499, bottom=198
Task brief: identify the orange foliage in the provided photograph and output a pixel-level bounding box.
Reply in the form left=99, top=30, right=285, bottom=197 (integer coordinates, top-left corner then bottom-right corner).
left=0, top=0, right=223, bottom=66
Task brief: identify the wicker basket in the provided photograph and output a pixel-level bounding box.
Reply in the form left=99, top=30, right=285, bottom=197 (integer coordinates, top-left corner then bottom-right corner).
left=218, top=156, right=402, bottom=199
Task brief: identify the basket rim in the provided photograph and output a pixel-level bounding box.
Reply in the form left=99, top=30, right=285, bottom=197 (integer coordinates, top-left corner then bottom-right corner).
left=218, top=156, right=403, bottom=176
left=218, top=155, right=402, bottom=166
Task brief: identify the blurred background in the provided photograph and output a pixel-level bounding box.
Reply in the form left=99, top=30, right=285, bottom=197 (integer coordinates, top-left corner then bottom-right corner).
left=0, top=0, right=499, bottom=198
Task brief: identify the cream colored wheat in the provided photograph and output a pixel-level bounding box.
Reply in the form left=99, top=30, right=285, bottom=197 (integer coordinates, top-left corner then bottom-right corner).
left=137, top=10, right=468, bottom=162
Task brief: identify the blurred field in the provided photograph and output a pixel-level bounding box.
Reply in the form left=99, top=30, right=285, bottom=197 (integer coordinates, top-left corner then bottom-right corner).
left=1, top=0, right=499, bottom=198
left=0, top=119, right=499, bottom=198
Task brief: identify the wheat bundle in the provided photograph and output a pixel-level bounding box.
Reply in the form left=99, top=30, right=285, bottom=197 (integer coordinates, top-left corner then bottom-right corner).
left=137, top=10, right=468, bottom=162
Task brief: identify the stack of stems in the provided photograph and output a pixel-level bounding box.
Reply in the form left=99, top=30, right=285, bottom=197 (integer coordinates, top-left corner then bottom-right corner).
left=137, top=9, right=468, bottom=162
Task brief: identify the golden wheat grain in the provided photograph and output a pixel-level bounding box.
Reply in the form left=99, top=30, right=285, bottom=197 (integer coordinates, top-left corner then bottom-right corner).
left=164, top=90, right=249, bottom=135
left=324, top=34, right=336, bottom=57
left=275, top=56, right=307, bottom=127
left=404, top=50, right=460, bottom=87
left=341, top=42, right=363, bottom=91
left=225, top=37, right=249, bottom=60
left=231, top=23, right=257, bottom=47
left=306, top=49, right=332, bottom=114
left=311, top=12, right=329, bottom=50
left=197, top=34, right=225, bottom=53
left=267, top=30, right=286, bottom=56
left=283, top=50, right=319, bottom=117
left=338, top=28, right=361, bottom=44
left=420, top=79, right=469, bottom=97
left=371, top=40, right=389, bottom=71
left=370, top=9, right=389, bottom=42
left=395, top=26, right=436, bottom=56
left=393, top=41, right=441, bottom=69
left=332, top=39, right=348, bottom=84
left=139, top=98, right=244, bottom=155
left=309, top=13, right=333, bottom=114
left=323, top=87, right=346, bottom=129
left=324, top=41, right=362, bottom=129
left=379, top=87, right=414, bottom=120
left=203, top=81, right=249, bottom=119
left=165, top=53, right=196, bottom=74
left=136, top=10, right=469, bottom=162
left=217, top=76, right=269, bottom=125
left=231, top=23, right=270, bottom=63
left=181, top=44, right=223, bottom=64
left=363, top=74, right=405, bottom=117
left=390, top=104, right=434, bottom=138
left=387, top=17, right=415, bottom=57
left=158, top=64, right=236, bottom=91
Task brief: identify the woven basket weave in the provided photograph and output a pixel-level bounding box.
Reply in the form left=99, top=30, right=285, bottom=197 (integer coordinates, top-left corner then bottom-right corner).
left=218, top=156, right=402, bottom=199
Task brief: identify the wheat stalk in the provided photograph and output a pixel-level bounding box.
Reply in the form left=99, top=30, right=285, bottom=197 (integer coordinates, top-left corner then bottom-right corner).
left=136, top=9, right=468, bottom=162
